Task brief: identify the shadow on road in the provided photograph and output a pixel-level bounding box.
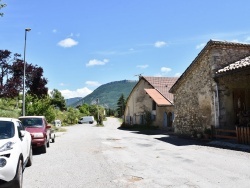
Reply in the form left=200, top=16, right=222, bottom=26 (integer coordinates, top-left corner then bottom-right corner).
left=118, top=127, right=250, bottom=152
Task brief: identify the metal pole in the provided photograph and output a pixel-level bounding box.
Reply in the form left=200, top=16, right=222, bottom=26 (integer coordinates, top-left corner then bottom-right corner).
left=97, top=98, right=99, bottom=122
left=22, top=28, right=31, bottom=116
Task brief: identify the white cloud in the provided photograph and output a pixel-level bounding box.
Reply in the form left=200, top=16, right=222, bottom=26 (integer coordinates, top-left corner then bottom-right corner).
left=85, top=81, right=101, bottom=87
left=154, top=41, right=167, bottom=48
left=196, top=43, right=205, bottom=49
left=52, top=29, right=57, bottom=33
left=58, top=38, right=78, bottom=48
left=175, top=72, right=181, bottom=77
left=230, top=39, right=239, bottom=43
left=59, top=87, right=92, bottom=99
left=137, top=64, right=149, bottom=69
left=161, top=67, right=172, bottom=73
left=59, top=83, right=65, bottom=86
left=246, top=37, right=250, bottom=41
left=154, top=73, right=163, bottom=77
left=86, top=59, right=109, bottom=67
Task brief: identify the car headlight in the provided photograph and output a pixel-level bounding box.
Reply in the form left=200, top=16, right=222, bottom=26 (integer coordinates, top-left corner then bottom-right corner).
left=32, top=133, right=44, bottom=138
left=0, top=142, right=15, bottom=152
left=0, top=158, right=7, bottom=167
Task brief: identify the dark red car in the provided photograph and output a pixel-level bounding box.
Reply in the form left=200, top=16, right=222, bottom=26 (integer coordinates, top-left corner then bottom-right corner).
left=19, top=116, right=54, bottom=153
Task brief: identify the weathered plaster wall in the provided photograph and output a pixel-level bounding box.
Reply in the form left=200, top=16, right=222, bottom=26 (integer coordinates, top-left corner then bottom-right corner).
left=125, top=78, right=175, bottom=129
left=125, top=79, right=153, bottom=125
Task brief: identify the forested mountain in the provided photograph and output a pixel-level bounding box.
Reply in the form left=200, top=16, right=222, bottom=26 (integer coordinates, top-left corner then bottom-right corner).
left=65, top=97, right=83, bottom=106
left=67, top=80, right=137, bottom=109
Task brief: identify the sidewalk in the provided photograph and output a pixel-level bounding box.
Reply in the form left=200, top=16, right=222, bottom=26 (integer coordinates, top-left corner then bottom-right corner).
left=207, top=139, right=250, bottom=152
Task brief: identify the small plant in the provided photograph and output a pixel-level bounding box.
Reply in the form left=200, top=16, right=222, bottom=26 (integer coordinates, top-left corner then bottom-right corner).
left=204, top=128, right=212, bottom=135
left=204, top=127, right=212, bottom=139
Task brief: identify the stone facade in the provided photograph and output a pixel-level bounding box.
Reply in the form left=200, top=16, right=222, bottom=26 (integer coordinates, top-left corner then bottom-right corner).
left=170, top=40, right=250, bottom=135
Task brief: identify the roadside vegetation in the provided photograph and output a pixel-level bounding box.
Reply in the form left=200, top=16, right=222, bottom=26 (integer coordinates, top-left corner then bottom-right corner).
left=0, top=49, right=128, bottom=130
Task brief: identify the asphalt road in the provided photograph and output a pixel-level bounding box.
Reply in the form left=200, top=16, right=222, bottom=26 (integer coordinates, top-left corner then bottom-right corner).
left=23, top=117, right=250, bottom=188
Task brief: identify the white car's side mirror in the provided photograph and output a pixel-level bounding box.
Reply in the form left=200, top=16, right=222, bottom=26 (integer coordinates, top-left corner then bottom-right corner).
left=20, top=130, right=26, bottom=137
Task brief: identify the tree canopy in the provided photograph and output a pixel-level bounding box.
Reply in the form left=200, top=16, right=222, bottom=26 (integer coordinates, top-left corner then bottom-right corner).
left=116, top=94, right=126, bottom=117
left=0, top=0, right=6, bottom=17
left=0, top=49, right=48, bottom=98
left=50, top=89, right=66, bottom=111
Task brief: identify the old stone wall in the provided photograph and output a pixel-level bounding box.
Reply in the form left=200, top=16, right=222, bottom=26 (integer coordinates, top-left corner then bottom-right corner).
left=173, top=44, right=250, bottom=135
left=173, top=54, right=214, bottom=134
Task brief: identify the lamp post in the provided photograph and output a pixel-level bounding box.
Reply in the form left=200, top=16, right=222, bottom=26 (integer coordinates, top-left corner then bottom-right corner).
left=22, top=28, right=31, bottom=116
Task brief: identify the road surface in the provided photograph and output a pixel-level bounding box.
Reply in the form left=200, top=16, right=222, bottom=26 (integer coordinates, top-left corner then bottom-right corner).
left=23, top=117, right=250, bottom=188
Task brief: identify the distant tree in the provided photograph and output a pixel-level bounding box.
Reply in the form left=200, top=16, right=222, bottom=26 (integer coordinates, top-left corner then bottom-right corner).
left=78, top=103, right=90, bottom=115
left=88, top=105, right=98, bottom=116
left=67, top=107, right=79, bottom=124
left=93, top=105, right=105, bottom=126
left=50, top=89, right=66, bottom=111
left=116, top=94, right=125, bottom=117
left=0, top=0, right=6, bottom=17
left=26, top=95, right=56, bottom=122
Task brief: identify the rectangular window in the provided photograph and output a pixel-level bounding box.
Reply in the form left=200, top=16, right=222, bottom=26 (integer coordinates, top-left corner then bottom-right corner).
left=152, top=101, right=156, bottom=110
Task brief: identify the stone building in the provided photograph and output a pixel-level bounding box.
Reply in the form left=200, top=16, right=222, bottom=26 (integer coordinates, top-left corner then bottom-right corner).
left=124, top=76, right=178, bottom=129
left=169, top=40, right=250, bottom=135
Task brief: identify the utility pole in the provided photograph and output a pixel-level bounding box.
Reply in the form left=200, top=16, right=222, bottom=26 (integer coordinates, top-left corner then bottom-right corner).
left=96, top=98, right=99, bottom=123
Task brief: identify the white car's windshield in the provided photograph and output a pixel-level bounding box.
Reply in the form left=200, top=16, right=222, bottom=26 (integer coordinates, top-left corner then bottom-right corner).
left=19, top=118, right=43, bottom=127
left=0, top=121, right=15, bottom=139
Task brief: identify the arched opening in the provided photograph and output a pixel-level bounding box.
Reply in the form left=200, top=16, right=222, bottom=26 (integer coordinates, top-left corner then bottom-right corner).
left=167, top=112, right=173, bottom=127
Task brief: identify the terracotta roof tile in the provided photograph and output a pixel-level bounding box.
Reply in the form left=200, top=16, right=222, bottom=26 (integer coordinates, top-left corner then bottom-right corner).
left=142, top=76, right=178, bottom=104
left=144, top=89, right=172, bottom=106
left=217, top=56, right=250, bottom=74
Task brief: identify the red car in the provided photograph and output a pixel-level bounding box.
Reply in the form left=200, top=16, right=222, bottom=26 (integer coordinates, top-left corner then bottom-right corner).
left=19, top=116, right=54, bottom=153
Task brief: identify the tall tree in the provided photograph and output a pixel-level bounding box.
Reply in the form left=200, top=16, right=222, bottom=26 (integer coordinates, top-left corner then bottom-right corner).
left=50, top=89, right=66, bottom=111
left=0, top=49, right=48, bottom=98
left=116, top=94, right=125, bottom=117
left=0, top=0, right=6, bottom=17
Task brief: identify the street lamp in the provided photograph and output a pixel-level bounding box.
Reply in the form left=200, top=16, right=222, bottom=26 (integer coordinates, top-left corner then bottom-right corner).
left=22, top=28, right=31, bottom=116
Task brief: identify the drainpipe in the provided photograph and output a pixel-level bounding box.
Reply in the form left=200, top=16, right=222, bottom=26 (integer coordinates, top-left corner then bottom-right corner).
left=214, top=81, right=220, bottom=128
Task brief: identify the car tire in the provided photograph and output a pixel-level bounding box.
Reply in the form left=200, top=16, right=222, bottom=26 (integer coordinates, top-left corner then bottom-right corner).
left=47, top=140, right=50, bottom=148
left=51, top=136, right=55, bottom=143
left=14, top=159, right=23, bottom=188
left=26, top=146, right=33, bottom=167
left=41, top=144, right=47, bottom=153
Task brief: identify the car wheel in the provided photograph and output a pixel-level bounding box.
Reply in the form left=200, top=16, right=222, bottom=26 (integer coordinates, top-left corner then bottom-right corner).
left=14, top=159, right=23, bottom=188
left=26, top=146, right=33, bottom=167
left=41, top=144, right=47, bottom=153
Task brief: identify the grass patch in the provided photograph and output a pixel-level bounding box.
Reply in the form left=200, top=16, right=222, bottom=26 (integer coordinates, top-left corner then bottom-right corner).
left=95, top=124, right=104, bottom=127
left=51, top=126, right=67, bottom=132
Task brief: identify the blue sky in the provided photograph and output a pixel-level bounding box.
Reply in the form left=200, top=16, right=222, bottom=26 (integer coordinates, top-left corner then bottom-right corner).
left=1, top=0, right=250, bottom=99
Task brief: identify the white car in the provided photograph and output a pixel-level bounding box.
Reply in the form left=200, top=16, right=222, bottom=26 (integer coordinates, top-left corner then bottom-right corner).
left=78, top=116, right=95, bottom=124
left=0, top=117, right=32, bottom=188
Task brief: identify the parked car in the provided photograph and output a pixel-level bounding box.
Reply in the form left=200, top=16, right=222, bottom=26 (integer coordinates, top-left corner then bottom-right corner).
left=78, top=116, right=95, bottom=124
left=0, top=117, right=32, bottom=188
left=19, top=116, right=54, bottom=153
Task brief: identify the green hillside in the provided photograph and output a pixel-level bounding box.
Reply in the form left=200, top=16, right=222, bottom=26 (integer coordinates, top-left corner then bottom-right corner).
left=70, top=80, right=137, bottom=109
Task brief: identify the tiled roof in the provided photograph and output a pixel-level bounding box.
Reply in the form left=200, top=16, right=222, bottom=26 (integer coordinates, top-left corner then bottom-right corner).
left=216, top=56, right=250, bottom=74
left=142, top=76, right=178, bottom=104
left=169, top=40, right=250, bottom=93
left=144, top=89, right=172, bottom=106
